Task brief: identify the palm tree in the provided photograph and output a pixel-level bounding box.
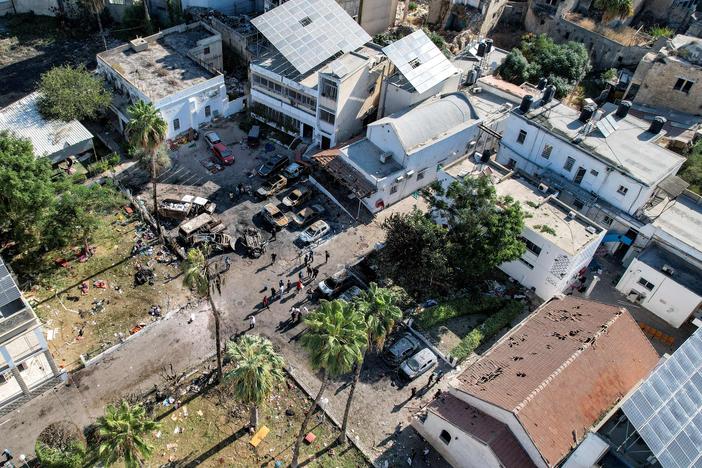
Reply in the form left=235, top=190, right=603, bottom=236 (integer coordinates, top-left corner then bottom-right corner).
left=290, top=300, right=367, bottom=468
left=594, top=0, right=633, bottom=21
left=126, top=101, right=167, bottom=238
left=96, top=400, right=159, bottom=467
left=225, top=335, right=285, bottom=429
left=182, top=247, right=223, bottom=383
left=338, top=283, right=402, bottom=445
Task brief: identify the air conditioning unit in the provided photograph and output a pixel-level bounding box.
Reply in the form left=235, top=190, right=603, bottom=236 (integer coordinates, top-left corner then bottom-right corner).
left=662, top=264, right=675, bottom=276
left=538, top=183, right=549, bottom=193
left=567, top=210, right=577, bottom=220
left=395, top=175, right=404, bottom=183
left=585, top=226, right=597, bottom=234
left=405, top=170, right=415, bottom=178
left=470, top=86, right=483, bottom=93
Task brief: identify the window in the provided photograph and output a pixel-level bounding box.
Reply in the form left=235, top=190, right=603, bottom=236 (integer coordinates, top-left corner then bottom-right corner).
left=602, top=215, right=613, bottom=226
left=519, top=236, right=542, bottom=256
left=173, top=118, right=180, bottom=131
left=319, top=108, right=335, bottom=125
left=637, top=277, right=655, bottom=291
left=205, top=105, right=211, bottom=117
left=507, top=158, right=517, bottom=169
left=321, top=80, right=338, bottom=100
left=440, top=430, right=452, bottom=445
left=204, top=46, right=210, bottom=55
left=519, top=258, right=535, bottom=269
left=517, top=130, right=527, bottom=144
left=390, top=185, right=398, bottom=194
left=590, top=169, right=599, bottom=177
left=417, top=169, right=426, bottom=181
left=673, top=78, right=694, bottom=93
left=617, top=185, right=629, bottom=195
left=564, top=157, right=575, bottom=171
left=573, top=199, right=584, bottom=209
left=299, top=16, right=312, bottom=27
left=541, top=144, right=553, bottom=159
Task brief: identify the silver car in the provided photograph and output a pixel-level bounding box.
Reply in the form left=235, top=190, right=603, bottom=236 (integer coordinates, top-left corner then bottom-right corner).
left=399, top=348, right=437, bottom=380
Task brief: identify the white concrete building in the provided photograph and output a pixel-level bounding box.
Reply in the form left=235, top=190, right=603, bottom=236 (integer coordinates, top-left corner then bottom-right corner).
left=97, top=22, right=232, bottom=139
left=0, top=92, right=94, bottom=164
left=314, top=92, right=482, bottom=213
left=249, top=0, right=386, bottom=149
left=616, top=243, right=702, bottom=328
left=0, top=256, right=62, bottom=415
left=413, top=297, right=660, bottom=468
left=437, top=157, right=606, bottom=300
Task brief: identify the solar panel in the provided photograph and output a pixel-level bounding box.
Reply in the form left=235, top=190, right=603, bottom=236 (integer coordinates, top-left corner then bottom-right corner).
left=382, top=30, right=458, bottom=94
left=251, top=0, right=371, bottom=75
left=0, top=257, right=22, bottom=316
left=622, top=327, right=702, bottom=468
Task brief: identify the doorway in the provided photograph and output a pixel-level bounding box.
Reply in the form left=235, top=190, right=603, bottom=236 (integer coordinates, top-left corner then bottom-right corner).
left=574, top=167, right=586, bottom=185
left=302, top=124, right=313, bottom=140
left=321, top=136, right=331, bottom=150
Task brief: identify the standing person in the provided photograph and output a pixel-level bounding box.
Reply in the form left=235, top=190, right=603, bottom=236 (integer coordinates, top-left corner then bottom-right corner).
left=324, top=250, right=330, bottom=263
left=271, top=253, right=277, bottom=264
left=426, top=372, right=435, bottom=387
left=435, top=370, right=445, bottom=383
left=298, top=270, right=304, bottom=281
left=296, top=279, right=303, bottom=294
left=410, top=387, right=417, bottom=399
left=279, top=279, right=284, bottom=291
left=249, top=315, right=256, bottom=329
left=271, top=287, right=277, bottom=300
left=306, top=265, right=313, bottom=278
left=286, top=279, right=292, bottom=293
left=309, top=250, right=314, bottom=264
left=311, top=267, right=319, bottom=279
left=263, top=295, right=270, bottom=309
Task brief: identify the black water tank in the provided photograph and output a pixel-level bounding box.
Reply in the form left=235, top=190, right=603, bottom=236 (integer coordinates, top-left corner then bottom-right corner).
left=537, top=77, right=548, bottom=90
left=579, top=105, right=595, bottom=123
left=616, top=100, right=631, bottom=118
left=477, top=41, right=486, bottom=57
left=481, top=149, right=492, bottom=162
left=484, top=39, right=493, bottom=54
left=542, top=85, right=556, bottom=104
left=649, top=116, right=667, bottom=134
left=519, top=95, right=534, bottom=113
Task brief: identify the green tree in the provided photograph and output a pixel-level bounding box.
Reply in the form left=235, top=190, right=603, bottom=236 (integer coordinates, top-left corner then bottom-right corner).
left=225, top=335, right=285, bottom=429
left=35, top=421, right=86, bottom=468
left=679, top=141, right=702, bottom=194
left=135, top=144, right=171, bottom=177
left=0, top=132, right=56, bottom=253
left=379, top=210, right=453, bottom=297
left=181, top=247, right=223, bottom=382
left=426, top=175, right=525, bottom=283
left=38, top=65, right=111, bottom=121
left=499, top=48, right=529, bottom=83
left=290, top=300, right=367, bottom=467
left=126, top=101, right=168, bottom=236
left=338, top=283, right=402, bottom=445
left=96, top=400, right=159, bottom=467
left=594, top=0, right=634, bottom=20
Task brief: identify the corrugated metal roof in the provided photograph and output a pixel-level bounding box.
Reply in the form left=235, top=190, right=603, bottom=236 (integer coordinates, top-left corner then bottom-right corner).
left=0, top=92, right=93, bottom=159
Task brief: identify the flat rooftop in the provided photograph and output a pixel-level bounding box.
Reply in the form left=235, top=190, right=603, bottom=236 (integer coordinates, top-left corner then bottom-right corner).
left=638, top=243, right=702, bottom=296
left=518, top=101, right=685, bottom=186
left=646, top=194, right=702, bottom=255
left=98, top=26, right=217, bottom=101
left=445, top=158, right=603, bottom=256
left=339, top=138, right=403, bottom=180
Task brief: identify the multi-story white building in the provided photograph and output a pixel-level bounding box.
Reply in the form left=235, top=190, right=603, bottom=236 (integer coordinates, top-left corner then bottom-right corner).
left=314, top=92, right=482, bottom=213
left=438, top=157, right=606, bottom=300
left=97, top=22, right=232, bottom=139
left=0, top=256, right=62, bottom=415
left=249, top=0, right=388, bottom=149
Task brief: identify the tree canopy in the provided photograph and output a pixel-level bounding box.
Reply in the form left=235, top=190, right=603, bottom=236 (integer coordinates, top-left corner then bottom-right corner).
left=38, top=65, right=111, bottom=122
left=378, top=175, right=525, bottom=298
left=499, top=34, right=591, bottom=98
left=679, top=140, right=702, bottom=195
left=35, top=421, right=86, bottom=468
left=97, top=400, right=159, bottom=468
left=594, top=0, right=633, bottom=21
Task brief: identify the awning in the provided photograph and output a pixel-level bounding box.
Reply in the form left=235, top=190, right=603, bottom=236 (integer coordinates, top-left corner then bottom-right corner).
left=657, top=175, right=689, bottom=199
left=312, top=149, right=377, bottom=198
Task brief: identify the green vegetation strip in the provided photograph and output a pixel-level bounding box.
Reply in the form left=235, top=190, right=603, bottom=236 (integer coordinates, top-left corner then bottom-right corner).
left=450, top=301, right=524, bottom=362
left=415, top=296, right=506, bottom=330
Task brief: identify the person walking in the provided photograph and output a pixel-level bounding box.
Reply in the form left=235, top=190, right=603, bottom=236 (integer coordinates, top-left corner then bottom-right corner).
left=286, top=279, right=292, bottom=293
left=324, top=250, right=330, bottom=263
left=311, top=267, right=319, bottom=279
left=298, top=270, right=304, bottom=281
left=271, top=287, right=277, bottom=300
left=296, top=279, right=303, bottom=294
left=249, top=315, right=256, bottom=329
left=309, top=250, right=314, bottom=264
left=306, top=265, right=313, bottom=278
left=410, top=387, right=417, bottom=399
left=426, top=372, right=435, bottom=387
left=262, top=295, right=270, bottom=309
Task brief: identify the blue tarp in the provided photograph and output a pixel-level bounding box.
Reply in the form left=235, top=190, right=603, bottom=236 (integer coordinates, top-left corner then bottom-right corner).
left=602, top=232, right=634, bottom=245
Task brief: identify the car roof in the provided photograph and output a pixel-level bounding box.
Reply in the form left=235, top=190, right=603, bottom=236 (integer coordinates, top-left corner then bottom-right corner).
left=206, top=131, right=220, bottom=139
left=263, top=203, right=281, bottom=214
left=310, top=220, right=328, bottom=230
left=285, top=162, right=301, bottom=170
left=391, top=334, right=419, bottom=351
left=411, top=348, right=435, bottom=363
left=213, top=142, right=228, bottom=151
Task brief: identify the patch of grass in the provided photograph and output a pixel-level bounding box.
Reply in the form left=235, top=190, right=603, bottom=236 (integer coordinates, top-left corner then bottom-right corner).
left=534, top=224, right=557, bottom=236
left=450, top=301, right=524, bottom=362
left=414, top=296, right=506, bottom=330
left=648, top=25, right=674, bottom=39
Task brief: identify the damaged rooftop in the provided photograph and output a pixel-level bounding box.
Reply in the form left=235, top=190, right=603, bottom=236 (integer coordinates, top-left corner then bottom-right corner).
left=98, top=25, right=217, bottom=101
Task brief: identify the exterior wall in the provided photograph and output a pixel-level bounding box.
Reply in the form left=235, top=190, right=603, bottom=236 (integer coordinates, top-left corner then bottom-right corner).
left=359, top=0, right=398, bottom=35
left=412, top=412, right=503, bottom=468
left=616, top=257, right=702, bottom=328
left=625, top=54, right=702, bottom=116
left=209, top=17, right=254, bottom=62
left=10, top=0, right=59, bottom=15
left=186, top=25, right=224, bottom=72
left=0, top=0, right=14, bottom=15
left=479, top=0, right=510, bottom=35
left=379, top=73, right=461, bottom=118
left=181, top=0, right=258, bottom=15
left=155, top=76, right=228, bottom=138
left=496, top=114, right=657, bottom=215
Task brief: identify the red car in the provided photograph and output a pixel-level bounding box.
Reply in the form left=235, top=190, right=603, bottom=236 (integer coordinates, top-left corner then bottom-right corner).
left=211, top=143, right=234, bottom=165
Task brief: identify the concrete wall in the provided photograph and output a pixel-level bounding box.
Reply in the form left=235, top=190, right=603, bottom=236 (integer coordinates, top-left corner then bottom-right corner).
left=625, top=53, right=702, bottom=116
left=359, top=0, right=398, bottom=35
left=156, top=76, right=228, bottom=137
left=496, top=114, right=662, bottom=215
left=379, top=73, right=461, bottom=118
left=412, top=411, right=503, bottom=468
left=616, top=256, right=702, bottom=327
left=208, top=18, right=254, bottom=63
left=186, top=23, right=224, bottom=72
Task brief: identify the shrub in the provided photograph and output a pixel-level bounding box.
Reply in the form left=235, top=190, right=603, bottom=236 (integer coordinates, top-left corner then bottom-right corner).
left=648, top=25, right=674, bottom=39
left=450, top=301, right=523, bottom=361
left=415, top=296, right=505, bottom=330
left=408, top=1, right=418, bottom=10
left=35, top=421, right=86, bottom=468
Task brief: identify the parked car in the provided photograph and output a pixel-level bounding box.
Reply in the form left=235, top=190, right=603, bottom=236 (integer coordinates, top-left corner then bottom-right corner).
left=257, top=154, right=288, bottom=178
left=282, top=185, right=312, bottom=207
left=281, top=162, right=308, bottom=181
left=247, top=125, right=261, bottom=147
left=337, top=285, right=363, bottom=303
left=399, top=348, right=437, bottom=380
left=292, top=204, right=326, bottom=226
left=317, top=268, right=351, bottom=298
left=211, top=143, right=234, bottom=165
left=384, top=333, right=421, bottom=366
left=261, top=203, right=289, bottom=230
left=204, top=131, right=221, bottom=148
left=299, top=220, right=330, bottom=244
left=255, top=175, right=288, bottom=199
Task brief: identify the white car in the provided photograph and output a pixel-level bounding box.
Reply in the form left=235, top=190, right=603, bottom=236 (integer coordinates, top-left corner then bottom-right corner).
left=399, top=348, right=437, bottom=380
left=298, top=220, right=330, bottom=244
left=204, top=131, right=221, bottom=148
